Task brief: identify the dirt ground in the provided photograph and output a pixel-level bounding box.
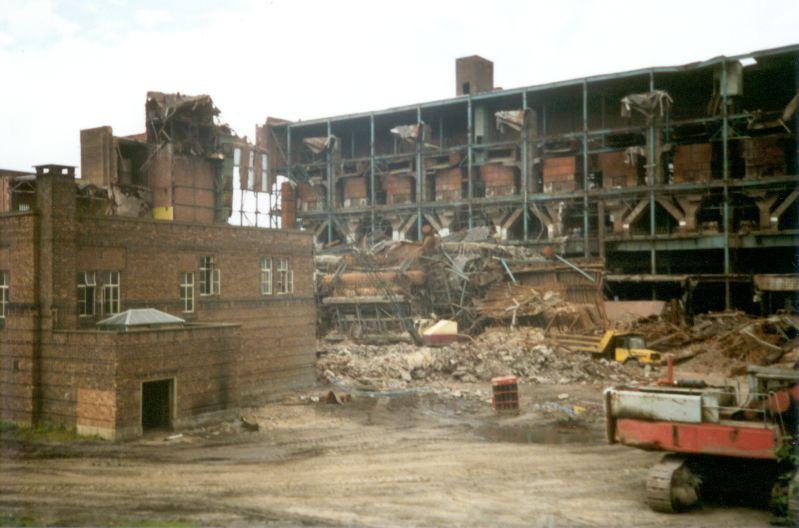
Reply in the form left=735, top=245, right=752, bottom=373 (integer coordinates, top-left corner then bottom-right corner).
left=1, top=381, right=771, bottom=527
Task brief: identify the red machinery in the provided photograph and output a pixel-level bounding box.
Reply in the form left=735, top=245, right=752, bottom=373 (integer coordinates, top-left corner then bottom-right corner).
left=605, top=363, right=799, bottom=514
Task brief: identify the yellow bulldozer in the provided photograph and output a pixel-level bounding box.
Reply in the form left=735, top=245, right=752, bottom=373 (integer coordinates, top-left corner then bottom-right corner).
left=552, top=330, right=661, bottom=364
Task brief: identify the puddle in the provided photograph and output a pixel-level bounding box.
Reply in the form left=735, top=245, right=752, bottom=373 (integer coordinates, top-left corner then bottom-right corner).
left=477, top=421, right=596, bottom=445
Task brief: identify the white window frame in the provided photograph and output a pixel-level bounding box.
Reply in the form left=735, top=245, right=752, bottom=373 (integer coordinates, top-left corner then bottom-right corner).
left=260, top=153, right=268, bottom=191
left=200, top=256, right=220, bottom=296
left=247, top=150, right=255, bottom=190
left=260, top=257, right=272, bottom=295
left=77, top=271, right=96, bottom=317
left=276, top=258, right=293, bottom=295
left=180, top=272, right=195, bottom=313
left=102, top=271, right=120, bottom=315
left=0, top=271, right=8, bottom=320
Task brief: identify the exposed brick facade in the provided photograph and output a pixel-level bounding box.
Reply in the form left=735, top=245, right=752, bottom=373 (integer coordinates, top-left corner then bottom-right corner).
left=597, top=151, right=639, bottom=188
left=480, top=163, right=517, bottom=197
left=434, top=167, right=462, bottom=201
left=542, top=156, right=580, bottom=193
left=383, top=175, right=415, bottom=205
left=0, top=165, right=315, bottom=438
left=672, top=143, right=713, bottom=183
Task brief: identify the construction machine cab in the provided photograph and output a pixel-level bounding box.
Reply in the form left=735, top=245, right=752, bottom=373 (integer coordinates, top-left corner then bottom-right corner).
left=600, top=331, right=661, bottom=364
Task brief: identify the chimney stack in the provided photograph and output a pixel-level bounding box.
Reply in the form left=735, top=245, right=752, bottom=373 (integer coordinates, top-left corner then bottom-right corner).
left=456, top=55, right=494, bottom=96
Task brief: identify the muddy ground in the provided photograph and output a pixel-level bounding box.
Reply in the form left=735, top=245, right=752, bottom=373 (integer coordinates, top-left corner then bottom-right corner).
left=1, top=381, right=771, bottom=527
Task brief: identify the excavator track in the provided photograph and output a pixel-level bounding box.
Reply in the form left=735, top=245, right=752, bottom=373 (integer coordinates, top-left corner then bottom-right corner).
left=646, top=455, right=700, bottom=513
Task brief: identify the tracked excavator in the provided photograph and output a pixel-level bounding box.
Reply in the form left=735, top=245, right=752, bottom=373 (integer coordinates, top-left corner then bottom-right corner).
left=605, top=362, right=798, bottom=517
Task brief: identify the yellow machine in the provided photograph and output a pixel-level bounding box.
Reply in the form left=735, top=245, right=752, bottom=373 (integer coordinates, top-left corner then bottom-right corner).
left=599, top=331, right=661, bottom=364
left=553, top=331, right=661, bottom=364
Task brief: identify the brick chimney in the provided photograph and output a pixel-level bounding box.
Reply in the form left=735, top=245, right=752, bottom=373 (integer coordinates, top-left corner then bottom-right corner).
left=456, top=55, right=494, bottom=96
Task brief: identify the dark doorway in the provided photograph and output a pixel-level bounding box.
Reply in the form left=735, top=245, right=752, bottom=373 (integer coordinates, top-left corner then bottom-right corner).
left=142, top=379, right=173, bottom=430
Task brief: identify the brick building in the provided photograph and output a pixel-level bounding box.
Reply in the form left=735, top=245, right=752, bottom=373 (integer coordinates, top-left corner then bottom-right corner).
left=0, top=164, right=315, bottom=439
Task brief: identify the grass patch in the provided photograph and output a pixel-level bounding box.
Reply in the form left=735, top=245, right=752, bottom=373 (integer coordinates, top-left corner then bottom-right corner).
left=0, top=421, right=104, bottom=443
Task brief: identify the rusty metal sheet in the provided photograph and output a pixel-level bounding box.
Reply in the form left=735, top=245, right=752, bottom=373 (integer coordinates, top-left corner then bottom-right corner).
left=754, top=274, right=799, bottom=291
left=495, top=110, right=525, bottom=132
left=302, top=135, right=337, bottom=154
left=620, top=90, right=673, bottom=119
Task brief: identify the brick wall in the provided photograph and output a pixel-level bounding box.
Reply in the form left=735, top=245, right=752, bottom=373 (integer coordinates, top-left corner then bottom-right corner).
left=742, top=136, right=786, bottom=178
left=672, top=144, right=713, bottom=183
left=172, top=155, right=216, bottom=223
left=479, top=163, right=516, bottom=197
left=80, top=127, right=116, bottom=187
left=73, top=215, right=316, bottom=401
left=342, top=177, right=367, bottom=208
left=435, top=167, right=462, bottom=201
left=0, top=170, right=316, bottom=433
left=543, top=156, right=580, bottom=193
left=36, top=324, right=241, bottom=439
left=383, top=175, right=414, bottom=204
left=597, top=151, right=639, bottom=188
left=0, top=213, right=37, bottom=425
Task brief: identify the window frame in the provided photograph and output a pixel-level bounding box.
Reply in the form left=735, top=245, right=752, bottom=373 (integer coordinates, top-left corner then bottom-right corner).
left=247, top=150, right=255, bottom=190
left=260, top=153, right=268, bottom=191
left=180, top=272, right=195, bottom=313
left=276, top=257, right=293, bottom=295
left=77, top=271, right=96, bottom=317
left=199, top=256, right=219, bottom=296
left=260, top=257, right=272, bottom=295
left=101, top=271, right=121, bottom=316
left=0, top=271, right=8, bottom=320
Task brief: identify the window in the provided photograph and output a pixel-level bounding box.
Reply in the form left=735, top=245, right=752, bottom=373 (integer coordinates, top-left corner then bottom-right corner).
left=101, top=271, right=120, bottom=315
left=0, top=271, right=8, bottom=320
left=260, top=154, right=268, bottom=191
left=247, top=151, right=255, bottom=190
left=77, top=271, right=96, bottom=317
left=180, top=272, right=194, bottom=313
left=233, top=148, right=241, bottom=180
left=199, top=256, right=220, bottom=296
left=260, top=258, right=272, bottom=295
left=276, top=258, right=293, bottom=295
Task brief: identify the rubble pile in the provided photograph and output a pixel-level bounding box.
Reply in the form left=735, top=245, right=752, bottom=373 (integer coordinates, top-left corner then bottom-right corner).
left=317, top=228, right=605, bottom=341
left=317, top=328, right=644, bottom=390
left=632, top=311, right=799, bottom=375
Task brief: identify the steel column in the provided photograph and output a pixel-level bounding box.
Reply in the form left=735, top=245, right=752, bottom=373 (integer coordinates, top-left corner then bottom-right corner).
left=326, top=119, right=333, bottom=243
left=416, top=106, right=424, bottom=239
left=522, top=91, right=529, bottom=241
left=467, top=97, right=474, bottom=229
left=722, top=61, right=731, bottom=310
left=648, top=71, right=657, bottom=295
left=582, top=80, right=590, bottom=257
left=370, top=113, right=376, bottom=238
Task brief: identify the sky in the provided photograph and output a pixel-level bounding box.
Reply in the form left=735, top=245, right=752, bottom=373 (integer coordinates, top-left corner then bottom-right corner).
left=0, top=0, right=797, bottom=174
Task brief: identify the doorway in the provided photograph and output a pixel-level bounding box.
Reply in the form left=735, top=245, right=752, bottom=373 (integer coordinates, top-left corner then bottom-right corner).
left=141, top=378, right=174, bottom=431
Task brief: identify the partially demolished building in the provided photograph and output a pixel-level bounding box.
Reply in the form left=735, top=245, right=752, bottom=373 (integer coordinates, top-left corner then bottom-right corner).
left=0, top=94, right=315, bottom=438
left=268, top=45, right=799, bottom=314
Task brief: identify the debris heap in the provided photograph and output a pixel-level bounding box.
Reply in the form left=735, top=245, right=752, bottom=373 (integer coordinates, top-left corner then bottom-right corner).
left=631, top=311, right=799, bottom=376
left=317, top=328, right=644, bottom=390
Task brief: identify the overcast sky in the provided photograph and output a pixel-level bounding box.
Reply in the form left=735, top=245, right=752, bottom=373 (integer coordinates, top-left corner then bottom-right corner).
left=0, top=0, right=797, bottom=173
